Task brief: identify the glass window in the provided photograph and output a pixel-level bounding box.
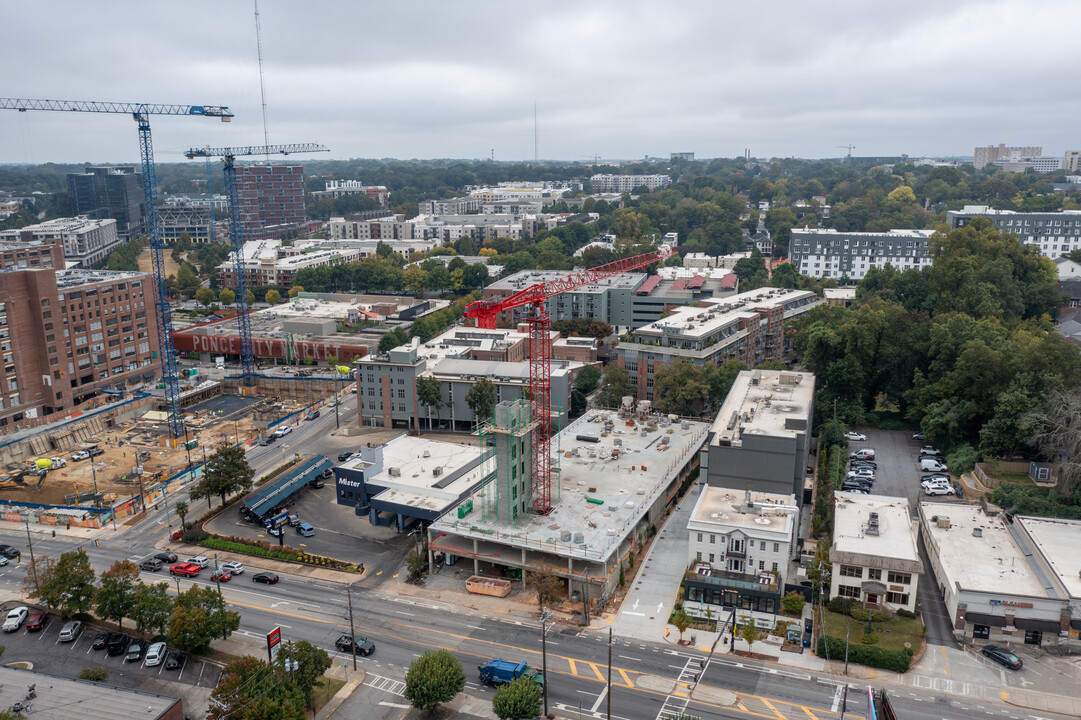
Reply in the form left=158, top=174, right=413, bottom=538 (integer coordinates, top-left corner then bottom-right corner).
left=887, top=571, right=911, bottom=585
left=840, top=565, right=862, bottom=578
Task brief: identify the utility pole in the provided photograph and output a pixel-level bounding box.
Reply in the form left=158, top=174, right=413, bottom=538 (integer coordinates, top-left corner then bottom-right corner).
left=346, top=584, right=357, bottom=672
left=844, top=620, right=850, bottom=675
left=540, top=608, right=550, bottom=719
left=839, top=684, right=849, bottom=720
left=334, top=389, right=340, bottom=429
left=24, top=519, right=38, bottom=594
left=606, top=627, right=612, bottom=720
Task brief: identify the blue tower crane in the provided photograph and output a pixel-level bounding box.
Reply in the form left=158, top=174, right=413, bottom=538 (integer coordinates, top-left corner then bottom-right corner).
left=184, top=143, right=328, bottom=386
left=0, top=98, right=234, bottom=440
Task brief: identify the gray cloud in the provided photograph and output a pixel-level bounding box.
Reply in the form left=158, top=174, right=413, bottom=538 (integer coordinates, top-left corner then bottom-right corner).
left=2, top=0, right=1078, bottom=163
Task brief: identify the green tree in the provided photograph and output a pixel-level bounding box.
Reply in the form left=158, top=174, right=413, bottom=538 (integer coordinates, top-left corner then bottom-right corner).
left=416, top=375, right=443, bottom=430
left=671, top=606, right=692, bottom=642
left=175, top=500, right=189, bottom=529
left=245, top=289, right=255, bottom=306
left=595, top=363, right=632, bottom=408
left=651, top=359, right=712, bottom=417
left=403, top=266, right=429, bottom=293
left=465, top=378, right=497, bottom=423
left=288, top=285, right=304, bottom=298
left=209, top=656, right=306, bottom=720
left=492, top=675, right=542, bottom=720
left=404, top=649, right=466, bottom=713
left=168, top=585, right=240, bottom=653
left=95, top=560, right=140, bottom=630
left=886, top=185, right=917, bottom=204
left=740, top=622, right=761, bottom=653
left=131, top=582, right=175, bottom=637
left=770, top=262, right=800, bottom=289
left=378, top=327, right=409, bottom=353
left=709, top=358, right=748, bottom=406
left=195, top=287, right=214, bottom=307
left=37, top=549, right=96, bottom=618
left=574, top=365, right=602, bottom=394
left=277, top=640, right=332, bottom=709
left=218, top=287, right=235, bottom=306
left=781, top=591, right=806, bottom=616
left=502, top=251, right=536, bottom=274
left=526, top=570, right=563, bottom=606
left=570, top=388, right=587, bottom=416
left=265, top=289, right=281, bottom=305
left=191, top=443, right=255, bottom=509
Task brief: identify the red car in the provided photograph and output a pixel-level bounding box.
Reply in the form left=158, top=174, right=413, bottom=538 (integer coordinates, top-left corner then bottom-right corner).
left=169, top=562, right=201, bottom=577
left=26, top=611, right=48, bottom=632
left=210, top=570, right=232, bottom=583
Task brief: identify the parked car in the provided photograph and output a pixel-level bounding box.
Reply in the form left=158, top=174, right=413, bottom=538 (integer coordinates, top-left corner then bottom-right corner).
left=912, top=431, right=926, bottom=440
left=981, top=645, right=1022, bottom=670
left=847, top=467, right=876, bottom=479
left=145, top=642, right=167, bottom=667
left=287, top=513, right=301, bottom=527
left=0, top=545, right=21, bottom=560
left=126, top=638, right=147, bottom=662
left=220, top=561, right=245, bottom=575
left=921, top=473, right=951, bottom=483
left=296, top=523, right=315, bottom=537
left=273, top=425, right=293, bottom=437
left=170, top=563, right=201, bottom=577
left=2, top=606, right=28, bottom=632
left=59, top=620, right=82, bottom=642
left=26, top=611, right=48, bottom=632
left=920, top=445, right=942, bottom=456
left=186, top=556, right=210, bottom=568
left=308, top=478, right=326, bottom=489
left=164, top=650, right=185, bottom=670
left=849, top=459, right=877, bottom=469
left=257, top=436, right=276, bottom=447
left=849, top=449, right=876, bottom=460
left=920, top=458, right=948, bottom=472
left=922, top=483, right=955, bottom=497
left=71, top=450, right=90, bottom=462
left=305, top=410, right=320, bottom=420
left=0, top=556, right=8, bottom=567
left=267, top=526, right=284, bottom=538
left=154, top=552, right=178, bottom=564
left=843, top=432, right=867, bottom=442
left=210, top=570, right=233, bottom=583
left=139, top=558, right=164, bottom=572
left=252, top=572, right=279, bottom=585
left=106, top=632, right=129, bottom=656
left=337, top=451, right=353, bottom=462
left=334, top=634, right=375, bottom=656
left=320, top=468, right=333, bottom=479
left=91, top=632, right=109, bottom=650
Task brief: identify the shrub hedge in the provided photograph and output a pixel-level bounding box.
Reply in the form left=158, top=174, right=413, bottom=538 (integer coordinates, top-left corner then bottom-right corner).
left=200, top=535, right=361, bottom=573
left=817, top=636, right=910, bottom=672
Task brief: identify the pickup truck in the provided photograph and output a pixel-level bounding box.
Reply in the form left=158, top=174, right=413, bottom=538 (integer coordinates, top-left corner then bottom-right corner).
left=478, top=658, right=544, bottom=688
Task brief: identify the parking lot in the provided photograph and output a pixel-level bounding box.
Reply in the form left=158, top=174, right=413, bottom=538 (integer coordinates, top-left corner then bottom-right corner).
left=0, top=602, right=221, bottom=692
left=844, top=429, right=960, bottom=506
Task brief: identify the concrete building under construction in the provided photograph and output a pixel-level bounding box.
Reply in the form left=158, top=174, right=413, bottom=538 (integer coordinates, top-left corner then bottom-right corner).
left=427, top=399, right=709, bottom=602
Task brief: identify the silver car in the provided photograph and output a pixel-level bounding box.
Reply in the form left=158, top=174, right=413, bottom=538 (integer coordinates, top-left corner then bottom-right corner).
left=58, top=620, right=82, bottom=642
left=220, top=561, right=245, bottom=575
left=145, top=641, right=167, bottom=667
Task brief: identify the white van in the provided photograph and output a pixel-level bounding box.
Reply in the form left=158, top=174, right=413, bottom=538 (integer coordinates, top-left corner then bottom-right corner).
left=920, top=457, right=947, bottom=472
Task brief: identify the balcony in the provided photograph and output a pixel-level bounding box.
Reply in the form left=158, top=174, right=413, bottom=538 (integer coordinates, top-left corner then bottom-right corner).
left=726, top=546, right=746, bottom=559
left=685, top=568, right=780, bottom=595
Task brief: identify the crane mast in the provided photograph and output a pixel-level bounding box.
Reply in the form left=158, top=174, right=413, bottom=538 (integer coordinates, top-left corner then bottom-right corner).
left=465, top=245, right=677, bottom=513
left=185, top=144, right=329, bottom=386
left=0, top=98, right=233, bottom=440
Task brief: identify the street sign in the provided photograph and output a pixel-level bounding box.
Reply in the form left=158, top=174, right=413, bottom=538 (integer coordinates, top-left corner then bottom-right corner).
left=267, top=626, right=281, bottom=662
left=269, top=511, right=290, bottom=530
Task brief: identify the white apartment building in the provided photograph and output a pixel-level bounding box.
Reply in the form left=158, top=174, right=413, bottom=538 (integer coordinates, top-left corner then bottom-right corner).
left=684, top=487, right=798, bottom=622
left=831, top=493, right=922, bottom=614
left=947, top=206, right=1081, bottom=259
left=1065, top=151, right=1081, bottom=173
left=589, top=174, right=671, bottom=193
left=789, top=228, right=935, bottom=281
left=0, top=216, right=122, bottom=267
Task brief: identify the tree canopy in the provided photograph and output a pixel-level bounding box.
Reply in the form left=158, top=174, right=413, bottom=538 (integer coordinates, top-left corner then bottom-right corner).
left=404, top=649, right=465, bottom=713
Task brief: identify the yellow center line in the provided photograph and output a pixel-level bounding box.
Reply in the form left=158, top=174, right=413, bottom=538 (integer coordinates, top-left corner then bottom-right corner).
left=567, top=658, right=577, bottom=676
left=617, top=668, right=632, bottom=687
left=585, top=662, right=605, bottom=682
left=801, top=705, right=821, bottom=720
left=761, top=697, right=787, bottom=720
left=941, top=645, right=950, bottom=675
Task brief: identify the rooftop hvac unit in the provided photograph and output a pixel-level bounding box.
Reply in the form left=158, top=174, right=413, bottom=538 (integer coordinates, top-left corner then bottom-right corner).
left=936, top=516, right=951, bottom=529
left=972, top=527, right=982, bottom=537
left=865, top=524, right=879, bottom=536
left=433, top=466, right=443, bottom=477
left=560, top=530, right=571, bottom=542
left=573, top=532, right=585, bottom=544
left=423, top=449, right=431, bottom=458
left=388, top=467, right=401, bottom=477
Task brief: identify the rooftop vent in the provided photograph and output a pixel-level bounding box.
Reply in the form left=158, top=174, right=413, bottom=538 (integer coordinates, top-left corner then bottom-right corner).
left=972, top=527, right=982, bottom=538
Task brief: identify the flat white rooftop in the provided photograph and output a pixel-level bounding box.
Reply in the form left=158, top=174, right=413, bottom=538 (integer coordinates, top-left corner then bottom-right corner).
left=834, top=493, right=919, bottom=564
left=430, top=411, right=710, bottom=562
left=635, top=287, right=816, bottom=340
left=1017, top=515, right=1081, bottom=600
left=710, top=369, right=814, bottom=443
left=489, top=269, right=645, bottom=294
left=689, top=487, right=796, bottom=537
left=920, top=503, right=1049, bottom=597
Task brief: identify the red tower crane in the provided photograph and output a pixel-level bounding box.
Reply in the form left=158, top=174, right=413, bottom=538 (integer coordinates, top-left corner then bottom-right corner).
left=464, top=245, right=677, bottom=514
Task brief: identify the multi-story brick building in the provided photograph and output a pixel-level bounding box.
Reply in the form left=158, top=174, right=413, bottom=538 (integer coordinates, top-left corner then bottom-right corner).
left=233, top=165, right=306, bottom=229
left=0, top=237, right=158, bottom=429
left=613, top=288, right=821, bottom=402
left=67, top=166, right=145, bottom=240
left=0, top=216, right=123, bottom=268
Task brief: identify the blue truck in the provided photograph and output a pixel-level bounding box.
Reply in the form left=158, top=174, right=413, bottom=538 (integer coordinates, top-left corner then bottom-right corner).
left=478, top=658, right=544, bottom=688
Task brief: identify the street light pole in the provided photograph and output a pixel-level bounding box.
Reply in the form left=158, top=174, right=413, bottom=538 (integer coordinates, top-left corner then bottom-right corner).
left=25, top=519, right=38, bottom=595
left=346, top=584, right=357, bottom=672
left=606, top=627, right=612, bottom=720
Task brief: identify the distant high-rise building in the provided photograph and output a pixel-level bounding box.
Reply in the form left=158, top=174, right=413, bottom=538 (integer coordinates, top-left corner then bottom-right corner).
left=0, top=216, right=122, bottom=267
left=670, top=152, right=695, bottom=161
left=66, top=166, right=145, bottom=240
left=973, top=144, right=1041, bottom=170
left=1064, top=151, right=1081, bottom=173
left=232, top=165, right=306, bottom=230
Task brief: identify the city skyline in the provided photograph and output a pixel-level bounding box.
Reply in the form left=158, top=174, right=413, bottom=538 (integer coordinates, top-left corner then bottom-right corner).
left=1, top=0, right=1079, bottom=164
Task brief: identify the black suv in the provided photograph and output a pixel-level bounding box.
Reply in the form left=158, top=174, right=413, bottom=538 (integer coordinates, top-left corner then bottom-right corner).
left=126, top=639, right=147, bottom=662
left=0, top=545, right=20, bottom=560
left=106, top=633, right=130, bottom=656
left=334, top=634, right=375, bottom=656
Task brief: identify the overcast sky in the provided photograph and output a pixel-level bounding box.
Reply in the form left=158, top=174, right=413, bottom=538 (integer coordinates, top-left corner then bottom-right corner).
left=2, top=0, right=1078, bottom=165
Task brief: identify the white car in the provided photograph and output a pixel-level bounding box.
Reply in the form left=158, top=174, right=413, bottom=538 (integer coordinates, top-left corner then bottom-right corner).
left=923, top=483, right=956, bottom=497
left=0, top=557, right=8, bottom=567
left=71, top=450, right=90, bottom=462
left=274, top=425, right=293, bottom=437
left=186, top=556, right=210, bottom=568
left=145, top=641, right=167, bottom=667
left=843, top=432, right=867, bottom=442
left=920, top=458, right=948, bottom=472
left=3, top=606, right=28, bottom=632
left=848, top=467, right=876, bottom=479
left=220, top=561, right=245, bottom=575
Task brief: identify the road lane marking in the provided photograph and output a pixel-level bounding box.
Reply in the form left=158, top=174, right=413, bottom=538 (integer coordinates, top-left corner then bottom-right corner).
left=591, top=686, right=608, bottom=712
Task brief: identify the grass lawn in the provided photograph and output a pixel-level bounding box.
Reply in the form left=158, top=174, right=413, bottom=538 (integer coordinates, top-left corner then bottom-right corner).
left=819, top=609, right=924, bottom=654
left=988, top=472, right=1036, bottom=488
left=309, top=676, right=346, bottom=718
